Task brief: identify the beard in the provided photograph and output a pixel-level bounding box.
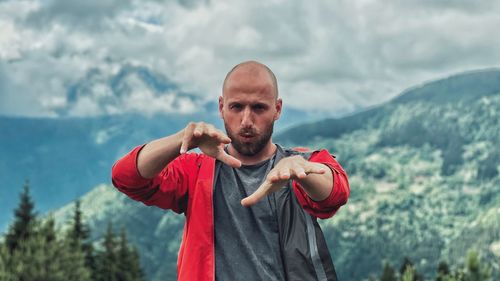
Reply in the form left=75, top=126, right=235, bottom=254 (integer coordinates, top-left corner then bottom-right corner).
left=225, top=122, right=274, bottom=156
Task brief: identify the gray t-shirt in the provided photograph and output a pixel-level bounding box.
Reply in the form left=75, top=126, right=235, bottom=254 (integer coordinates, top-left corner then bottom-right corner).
left=214, top=154, right=286, bottom=281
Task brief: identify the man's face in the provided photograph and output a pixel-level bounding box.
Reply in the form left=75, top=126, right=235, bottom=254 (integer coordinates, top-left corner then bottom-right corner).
left=219, top=66, right=282, bottom=156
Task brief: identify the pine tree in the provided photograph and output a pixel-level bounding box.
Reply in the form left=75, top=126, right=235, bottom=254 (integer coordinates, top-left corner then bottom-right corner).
left=9, top=218, right=61, bottom=281
left=399, top=257, right=423, bottom=281
left=5, top=180, right=37, bottom=253
left=0, top=243, right=14, bottom=281
left=380, top=261, right=397, bottom=281
left=68, top=200, right=96, bottom=278
left=7, top=213, right=91, bottom=281
left=463, top=250, right=492, bottom=281
left=69, top=200, right=89, bottom=247
left=129, top=248, right=145, bottom=281
left=59, top=235, right=92, bottom=281
left=400, top=257, right=413, bottom=276
left=95, top=222, right=119, bottom=281
left=401, top=265, right=415, bottom=281
left=436, top=261, right=451, bottom=281
left=117, top=229, right=145, bottom=281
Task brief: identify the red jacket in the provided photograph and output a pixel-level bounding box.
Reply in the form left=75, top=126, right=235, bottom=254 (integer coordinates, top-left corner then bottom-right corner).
left=112, top=144, right=349, bottom=281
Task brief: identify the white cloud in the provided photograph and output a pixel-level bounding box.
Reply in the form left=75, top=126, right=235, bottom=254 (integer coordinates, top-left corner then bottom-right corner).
left=0, top=0, right=499, bottom=117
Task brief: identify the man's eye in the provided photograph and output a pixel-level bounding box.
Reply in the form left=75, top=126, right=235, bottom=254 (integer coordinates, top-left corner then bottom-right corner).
left=231, top=104, right=242, bottom=110
left=253, top=105, right=265, bottom=111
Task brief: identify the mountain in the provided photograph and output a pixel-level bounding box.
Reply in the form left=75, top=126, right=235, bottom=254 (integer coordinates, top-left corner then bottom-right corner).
left=276, top=69, right=500, bottom=146
left=43, top=69, right=500, bottom=280
left=277, top=68, right=500, bottom=280
left=0, top=104, right=321, bottom=232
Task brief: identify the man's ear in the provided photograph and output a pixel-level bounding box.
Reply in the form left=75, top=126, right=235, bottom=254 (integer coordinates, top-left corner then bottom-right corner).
left=218, top=96, right=224, bottom=119
left=274, top=98, right=282, bottom=121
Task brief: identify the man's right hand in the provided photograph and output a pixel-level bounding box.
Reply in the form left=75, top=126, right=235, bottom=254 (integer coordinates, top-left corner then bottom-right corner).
left=180, top=122, right=241, bottom=168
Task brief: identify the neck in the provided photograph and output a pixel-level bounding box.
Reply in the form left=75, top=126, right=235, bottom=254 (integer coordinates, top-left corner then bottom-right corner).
left=228, top=141, right=277, bottom=166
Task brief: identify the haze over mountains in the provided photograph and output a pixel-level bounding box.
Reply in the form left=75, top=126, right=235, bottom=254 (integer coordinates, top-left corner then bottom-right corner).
left=0, top=96, right=325, bottom=232
left=43, top=69, right=500, bottom=280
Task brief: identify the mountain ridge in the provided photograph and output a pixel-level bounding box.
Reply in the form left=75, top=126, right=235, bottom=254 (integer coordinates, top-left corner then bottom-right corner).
left=4, top=68, right=499, bottom=280
left=47, top=68, right=500, bottom=280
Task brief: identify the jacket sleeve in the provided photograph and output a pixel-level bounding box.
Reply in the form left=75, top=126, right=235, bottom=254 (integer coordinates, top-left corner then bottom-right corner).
left=292, top=149, right=350, bottom=219
left=111, top=144, right=200, bottom=214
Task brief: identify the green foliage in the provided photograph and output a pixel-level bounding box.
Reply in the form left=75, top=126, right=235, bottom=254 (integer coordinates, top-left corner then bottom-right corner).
left=0, top=243, right=14, bottom=281
left=477, top=152, right=499, bottom=180
left=5, top=180, right=37, bottom=253
left=94, top=223, right=145, bottom=281
left=117, top=229, right=145, bottom=281
left=399, top=257, right=423, bottom=281
left=68, top=200, right=97, bottom=279
left=462, top=250, right=492, bottom=281
left=401, top=265, right=416, bottom=281
left=380, top=262, right=397, bottom=281
left=436, top=261, right=451, bottom=281
left=373, top=251, right=494, bottom=281
left=8, top=217, right=85, bottom=281
left=95, top=223, right=119, bottom=281
left=1, top=184, right=145, bottom=281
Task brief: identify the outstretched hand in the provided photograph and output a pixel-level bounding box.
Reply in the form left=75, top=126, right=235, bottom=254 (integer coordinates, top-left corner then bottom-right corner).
left=180, top=122, right=241, bottom=168
left=241, top=155, right=326, bottom=207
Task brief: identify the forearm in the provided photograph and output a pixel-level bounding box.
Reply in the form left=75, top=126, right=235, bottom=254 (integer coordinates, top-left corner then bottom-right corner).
left=137, top=130, right=184, bottom=179
left=296, top=163, right=333, bottom=201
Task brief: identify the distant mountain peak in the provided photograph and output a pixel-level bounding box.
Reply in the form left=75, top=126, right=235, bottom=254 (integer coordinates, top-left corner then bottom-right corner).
left=277, top=68, right=500, bottom=145
left=392, top=68, right=500, bottom=105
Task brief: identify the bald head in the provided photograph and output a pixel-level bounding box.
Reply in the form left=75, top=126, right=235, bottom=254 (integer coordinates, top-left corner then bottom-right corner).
left=222, top=61, right=279, bottom=99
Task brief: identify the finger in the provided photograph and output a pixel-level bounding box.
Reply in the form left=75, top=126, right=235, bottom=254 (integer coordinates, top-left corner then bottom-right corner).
left=205, top=125, right=218, bottom=138
left=180, top=124, right=195, bottom=154
left=267, top=171, right=280, bottom=183
left=292, top=166, right=307, bottom=179
left=278, top=168, right=291, bottom=180
left=217, top=150, right=242, bottom=168
left=305, top=164, right=327, bottom=175
left=208, top=127, right=231, bottom=144
left=241, top=182, right=270, bottom=207
left=216, top=132, right=232, bottom=144
left=193, top=123, right=205, bottom=137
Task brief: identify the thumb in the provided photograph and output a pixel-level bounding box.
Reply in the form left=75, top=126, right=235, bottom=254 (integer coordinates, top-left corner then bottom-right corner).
left=217, top=150, right=242, bottom=168
left=241, top=182, right=269, bottom=207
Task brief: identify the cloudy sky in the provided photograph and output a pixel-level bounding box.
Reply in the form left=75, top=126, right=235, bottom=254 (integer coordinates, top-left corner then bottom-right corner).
left=0, top=0, right=499, bottom=118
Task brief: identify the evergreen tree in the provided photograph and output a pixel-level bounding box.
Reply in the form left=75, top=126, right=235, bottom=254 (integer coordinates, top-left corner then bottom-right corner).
left=68, top=200, right=96, bottom=278
left=0, top=243, right=14, bottom=281
left=400, top=257, right=413, bottom=276
left=95, top=222, right=119, bottom=281
left=380, top=261, right=397, bottom=281
left=9, top=218, right=61, bottom=281
left=5, top=180, right=37, bottom=253
left=436, top=261, right=451, bottom=281
left=7, top=216, right=89, bottom=281
left=69, top=200, right=89, bottom=246
left=401, top=266, right=415, bottom=281
left=59, top=235, right=92, bottom=281
left=117, top=229, right=145, bottom=281
left=129, top=248, right=145, bottom=281
left=399, top=257, right=423, bottom=281
left=462, top=250, right=492, bottom=281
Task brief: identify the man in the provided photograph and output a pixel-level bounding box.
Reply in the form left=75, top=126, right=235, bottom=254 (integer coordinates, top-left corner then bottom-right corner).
left=111, top=61, right=350, bottom=281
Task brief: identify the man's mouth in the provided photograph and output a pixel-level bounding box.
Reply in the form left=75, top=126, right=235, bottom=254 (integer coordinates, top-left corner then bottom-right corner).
left=239, top=133, right=255, bottom=140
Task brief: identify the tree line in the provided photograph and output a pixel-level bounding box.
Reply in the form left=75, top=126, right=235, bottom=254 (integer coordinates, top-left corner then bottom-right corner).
left=0, top=181, right=145, bottom=281
left=373, top=252, right=493, bottom=281
left=0, top=181, right=495, bottom=281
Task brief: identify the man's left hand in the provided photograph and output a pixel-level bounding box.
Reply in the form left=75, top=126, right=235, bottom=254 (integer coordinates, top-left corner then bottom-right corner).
left=241, top=155, right=327, bottom=207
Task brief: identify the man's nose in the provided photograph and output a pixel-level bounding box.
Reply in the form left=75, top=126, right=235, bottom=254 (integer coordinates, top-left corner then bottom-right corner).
left=241, top=107, right=253, bottom=128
